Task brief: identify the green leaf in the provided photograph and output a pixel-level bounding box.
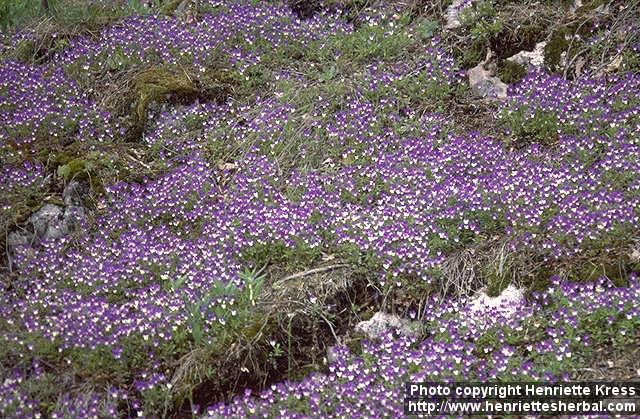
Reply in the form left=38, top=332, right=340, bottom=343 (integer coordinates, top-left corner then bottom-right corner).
left=418, top=20, right=438, bottom=40
left=172, top=275, right=187, bottom=291
left=57, top=164, right=71, bottom=179
left=319, top=66, right=336, bottom=82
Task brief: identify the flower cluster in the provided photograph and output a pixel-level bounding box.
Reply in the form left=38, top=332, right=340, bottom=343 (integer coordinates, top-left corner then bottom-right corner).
left=57, top=1, right=351, bottom=75
left=499, top=71, right=640, bottom=142
left=0, top=60, right=115, bottom=157
left=0, top=160, right=46, bottom=197
left=204, top=276, right=640, bottom=417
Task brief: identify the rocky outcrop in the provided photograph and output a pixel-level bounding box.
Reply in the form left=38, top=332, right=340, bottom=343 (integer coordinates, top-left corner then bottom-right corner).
left=7, top=181, right=87, bottom=266
left=468, top=49, right=508, bottom=99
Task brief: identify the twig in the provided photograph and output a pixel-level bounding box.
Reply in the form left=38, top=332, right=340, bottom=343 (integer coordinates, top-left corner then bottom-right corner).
left=279, top=264, right=348, bottom=282
left=126, top=153, right=151, bottom=170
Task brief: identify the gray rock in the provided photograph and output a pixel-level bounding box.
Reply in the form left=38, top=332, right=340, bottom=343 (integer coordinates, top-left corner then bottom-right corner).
left=7, top=183, right=88, bottom=268
left=355, top=312, right=420, bottom=340
left=506, top=41, right=547, bottom=69
left=62, top=180, right=86, bottom=207
left=29, top=204, right=67, bottom=240
left=7, top=230, right=32, bottom=248
left=63, top=205, right=86, bottom=233
left=14, top=186, right=85, bottom=244
left=468, top=50, right=508, bottom=100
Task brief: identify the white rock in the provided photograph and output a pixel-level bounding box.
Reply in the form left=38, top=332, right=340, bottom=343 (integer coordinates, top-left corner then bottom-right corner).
left=469, top=285, right=525, bottom=317
left=355, top=312, right=420, bottom=340
left=506, top=41, right=547, bottom=69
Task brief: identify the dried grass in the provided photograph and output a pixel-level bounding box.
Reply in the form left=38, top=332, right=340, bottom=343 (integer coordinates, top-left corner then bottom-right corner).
left=167, top=261, right=374, bottom=412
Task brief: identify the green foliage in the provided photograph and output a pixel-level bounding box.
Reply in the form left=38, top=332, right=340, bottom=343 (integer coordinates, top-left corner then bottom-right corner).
left=621, top=51, right=640, bottom=73
left=56, top=157, right=89, bottom=181
left=417, top=18, right=438, bottom=41
left=391, top=66, right=463, bottom=112
left=497, top=60, right=527, bottom=84
left=0, top=174, right=47, bottom=239
left=459, top=1, right=502, bottom=45
left=452, top=1, right=503, bottom=68
left=459, top=0, right=498, bottom=27
left=242, top=240, right=322, bottom=271
left=171, top=268, right=264, bottom=347
left=579, top=305, right=640, bottom=347
left=544, top=28, right=570, bottom=72
left=0, top=0, right=42, bottom=31
left=1, top=0, right=152, bottom=33
left=308, top=16, right=413, bottom=64
left=497, top=106, right=560, bottom=146
left=457, top=39, right=489, bottom=69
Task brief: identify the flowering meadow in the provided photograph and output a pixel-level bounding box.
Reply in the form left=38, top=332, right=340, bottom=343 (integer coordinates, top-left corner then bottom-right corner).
left=205, top=276, right=640, bottom=417
left=1, top=0, right=639, bottom=417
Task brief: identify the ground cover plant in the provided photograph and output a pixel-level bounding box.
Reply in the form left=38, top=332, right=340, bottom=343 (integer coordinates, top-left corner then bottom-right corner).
left=1, top=0, right=639, bottom=417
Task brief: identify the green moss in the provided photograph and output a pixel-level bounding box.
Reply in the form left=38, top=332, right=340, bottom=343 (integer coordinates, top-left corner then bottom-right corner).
left=456, top=38, right=487, bottom=69
left=344, top=334, right=365, bottom=356
left=120, top=61, right=237, bottom=140
left=518, top=24, right=545, bottom=47
left=498, top=60, right=527, bottom=84
left=544, top=28, right=570, bottom=71
left=56, top=158, right=88, bottom=180
left=485, top=272, right=510, bottom=297
left=131, top=67, right=198, bottom=129
left=161, top=0, right=184, bottom=15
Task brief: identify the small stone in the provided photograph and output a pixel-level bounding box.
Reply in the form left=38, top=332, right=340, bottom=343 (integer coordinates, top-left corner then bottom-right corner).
left=355, top=312, right=420, bottom=340
left=468, top=62, right=508, bottom=99
left=605, top=55, right=623, bottom=73
left=62, top=180, right=86, bottom=207
left=7, top=231, right=32, bottom=248
left=63, top=205, right=86, bottom=232
left=29, top=204, right=66, bottom=241
left=506, top=41, right=547, bottom=69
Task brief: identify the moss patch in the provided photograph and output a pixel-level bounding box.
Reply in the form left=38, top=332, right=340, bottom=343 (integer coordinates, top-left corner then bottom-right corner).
left=497, top=60, right=527, bottom=84
left=544, top=28, right=570, bottom=71
left=122, top=65, right=235, bottom=141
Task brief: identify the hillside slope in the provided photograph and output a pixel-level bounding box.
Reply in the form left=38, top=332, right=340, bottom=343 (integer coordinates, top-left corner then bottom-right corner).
left=1, top=0, right=639, bottom=417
